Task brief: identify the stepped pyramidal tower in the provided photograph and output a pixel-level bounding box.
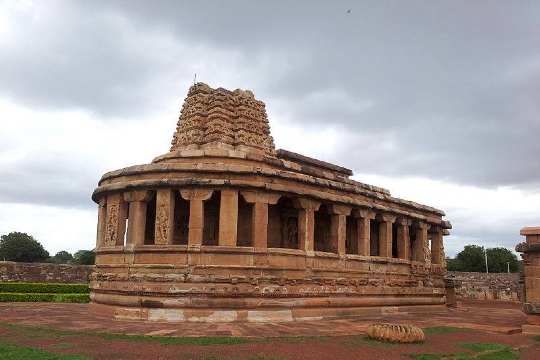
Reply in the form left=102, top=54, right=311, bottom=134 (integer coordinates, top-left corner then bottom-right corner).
left=90, top=83, right=451, bottom=323
left=170, top=83, right=275, bottom=156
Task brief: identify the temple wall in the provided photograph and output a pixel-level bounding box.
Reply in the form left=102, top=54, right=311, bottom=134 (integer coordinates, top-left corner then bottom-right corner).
left=0, top=261, right=93, bottom=283
left=447, top=271, right=519, bottom=302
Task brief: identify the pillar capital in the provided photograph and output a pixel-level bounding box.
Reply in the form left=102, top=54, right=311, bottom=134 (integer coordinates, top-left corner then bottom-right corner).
left=123, top=190, right=152, bottom=203
left=397, top=217, right=412, bottom=226
left=292, top=198, right=321, bottom=211
left=429, top=224, right=443, bottom=233
left=240, top=191, right=281, bottom=205
left=328, top=204, right=352, bottom=216
left=416, top=221, right=431, bottom=230
left=180, top=189, right=213, bottom=201
left=377, top=213, right=396, bottom=223
left=351, top=208, right=375, bottom=219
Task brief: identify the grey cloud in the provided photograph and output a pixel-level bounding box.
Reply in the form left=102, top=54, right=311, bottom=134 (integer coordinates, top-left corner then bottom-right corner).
left=0, top=153, right=100, bottom=209
left=1, top=0, right=539, bottom=189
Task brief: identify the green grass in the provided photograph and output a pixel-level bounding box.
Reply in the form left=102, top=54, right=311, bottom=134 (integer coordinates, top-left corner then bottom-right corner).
left=532, top=335, right=540, bottom=343
left=98, top=332, right=252, bottom=345
left=406, top=342, right=518, bottom=360
left=423, top=326, right=470, bottom=335
left=0, top=293, right=89, bottom=303
left=342, top=335, right=399, bottom=347
left=202, top=356, right=287, bottom=360
left=0, top=322, right=333, bottom=346
left=0, top=282, right=89, bottom=294
left=0, top=341, right=90, bottom=360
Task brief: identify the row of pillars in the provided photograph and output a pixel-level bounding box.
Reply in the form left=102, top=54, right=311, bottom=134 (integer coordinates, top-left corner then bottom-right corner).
left=97, top=188, right=444, bottom=264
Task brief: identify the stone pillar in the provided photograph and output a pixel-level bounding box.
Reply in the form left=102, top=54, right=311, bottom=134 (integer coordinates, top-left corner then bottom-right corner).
left=397, top=218, right=412, bottom=260
left=154, top=189, right=175, bottom=245
left=124, top=190, right=152, bottom=247
left=103, top=193, right=128, bottom=247
left=352, top=209, right=375, bottom=256
left=413, top=221, right=430, bottom=262
left=517, top=227, right=540, bottom=335
left=377, top=214, right=396, bottom=258
left=293, top=198, right=321, bottom=254
left=96, top=198, right=107, bottom=249
left=218, top=189, right=238, bottom=247
left=240, top=191, right=281, bottom=249
left=329, top=204, right=352, bottom=255
left=430, top=226, right=443, bottom=264
left=180, top=189, right=213, bottom=248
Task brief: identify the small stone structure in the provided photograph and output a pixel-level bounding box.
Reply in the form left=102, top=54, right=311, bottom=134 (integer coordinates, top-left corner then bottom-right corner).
left=446, top=271, right=519, bottom=302
left=90, top=83, right=452, bottom=322
left=0, top=261, right=92, bottom=283
left=517, top=227, right=540, bottom=334
left=366, top=323, right=425, bottom=343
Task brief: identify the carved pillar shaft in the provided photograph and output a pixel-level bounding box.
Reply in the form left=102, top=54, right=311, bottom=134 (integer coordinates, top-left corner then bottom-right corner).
left=293, top=198, right=321, bottom=253
left=181, top=189, right=213, bottom=248
left=96, top=199, right=107, bottom=249
left=252, top=202, right=269, bottom=248
left=329, top=204, right=351, bottom=255
left=378, top=214, right=396, bottom=258
left=397, top=218, right=412, bottom=260
left=414, top=222, right=430, bottom=262
left=155, top=189, right=175, bottom=245
left=124, top=191, right=152, bottom=247
left=126, top=201, right=146, bottom=246
left=103, top=193, right=128, bottom=247
left=241, top=191, right=281, bottom=249
left=329, top=215, right=346, bottom=255
left=218, top=189, right=238, bottom=247
left=431, top=227, right=443, bottom=264
left=353, top=209, right=375, bottom=256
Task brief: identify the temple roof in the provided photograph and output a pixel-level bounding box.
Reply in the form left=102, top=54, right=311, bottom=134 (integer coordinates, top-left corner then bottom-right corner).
left=170, top=83, right=276, bottom=156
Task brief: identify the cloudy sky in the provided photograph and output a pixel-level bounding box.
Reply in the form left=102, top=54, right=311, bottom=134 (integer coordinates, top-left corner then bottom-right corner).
left=1, top=0, right=539, bottom=257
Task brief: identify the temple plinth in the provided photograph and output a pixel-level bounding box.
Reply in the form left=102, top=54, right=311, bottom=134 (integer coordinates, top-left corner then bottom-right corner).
left=90, top=83, right=452, bottom=322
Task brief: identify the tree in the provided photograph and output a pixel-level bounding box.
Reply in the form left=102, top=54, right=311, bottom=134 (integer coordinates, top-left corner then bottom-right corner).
left=486, top=247, right=519, bottom=273
left=454, top=245, right=486, bottom=272
left=72, top=250, right=95, bottom=265
left=0, top=232, right=49, bottom=262
left=49, top=250, right=73, bottom=264
left=449, top=245, right=520, bottom=273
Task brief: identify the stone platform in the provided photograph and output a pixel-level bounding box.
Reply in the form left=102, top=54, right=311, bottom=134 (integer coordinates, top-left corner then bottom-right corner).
left=0, top=300, right=525, bottom=337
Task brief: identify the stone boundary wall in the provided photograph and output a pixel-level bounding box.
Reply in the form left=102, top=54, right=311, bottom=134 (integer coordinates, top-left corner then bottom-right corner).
left=447, top=271, right=519, bottom=302
left=0, top=261, right=93, bottom=283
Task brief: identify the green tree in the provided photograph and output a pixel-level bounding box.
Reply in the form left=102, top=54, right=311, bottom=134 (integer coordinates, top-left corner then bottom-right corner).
left=454, top=245, right=486, bottom=272
left=0, top=232, right=49, bottom=262
left=49, top=250, right=73, bottom=264
left=72, top=250, right=95, bottom=265
left=486, top=247, right=519, bottom=273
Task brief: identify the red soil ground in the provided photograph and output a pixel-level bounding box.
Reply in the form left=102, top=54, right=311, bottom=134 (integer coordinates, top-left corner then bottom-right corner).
left=0, top=300, right=538, bottom=359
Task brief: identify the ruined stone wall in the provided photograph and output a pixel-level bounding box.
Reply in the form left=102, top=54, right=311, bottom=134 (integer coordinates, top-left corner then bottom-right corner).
left=447, top=271, right=519, bottom=302
left=0, top=261, right=93, bottom=283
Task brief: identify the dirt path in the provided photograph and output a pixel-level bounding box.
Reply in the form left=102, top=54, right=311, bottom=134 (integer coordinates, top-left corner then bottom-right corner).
left=0, top=322, right=539, bottom=360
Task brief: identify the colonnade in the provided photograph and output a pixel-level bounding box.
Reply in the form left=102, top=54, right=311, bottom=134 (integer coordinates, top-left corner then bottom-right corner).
left=96, top=188, right=445, bottom=265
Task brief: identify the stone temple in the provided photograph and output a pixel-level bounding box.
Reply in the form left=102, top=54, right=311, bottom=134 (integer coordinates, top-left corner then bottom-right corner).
left=90, top=83, right=452, bottom=322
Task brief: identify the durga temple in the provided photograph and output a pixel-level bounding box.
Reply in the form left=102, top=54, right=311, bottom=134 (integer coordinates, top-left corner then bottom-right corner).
left=90, top=83, right=452, bottom=322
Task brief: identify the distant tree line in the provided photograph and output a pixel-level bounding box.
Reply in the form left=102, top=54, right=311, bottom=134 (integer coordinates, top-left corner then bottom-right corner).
left=447, top=245, right=520, bottom=273
left=0, top=232, right=95, bottom=265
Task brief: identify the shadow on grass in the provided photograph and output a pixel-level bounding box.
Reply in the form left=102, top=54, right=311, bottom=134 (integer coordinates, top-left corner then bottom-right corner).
left=0, top=341, right=90, bottom=360
left=423, top=326, right=471, bottom=335
left=0, top=322, right=331, bottom=347
left=405, top=342, right=518, bottom=360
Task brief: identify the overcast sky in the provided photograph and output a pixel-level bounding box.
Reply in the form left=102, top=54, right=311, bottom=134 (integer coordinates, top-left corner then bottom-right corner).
left=1, top=0, right=539, bottom=257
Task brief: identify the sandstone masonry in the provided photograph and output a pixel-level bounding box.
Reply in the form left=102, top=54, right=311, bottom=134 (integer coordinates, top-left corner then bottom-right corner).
left=89, top=83, right=452, bottom=322
left=0, top=261, right=92, bottom=283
